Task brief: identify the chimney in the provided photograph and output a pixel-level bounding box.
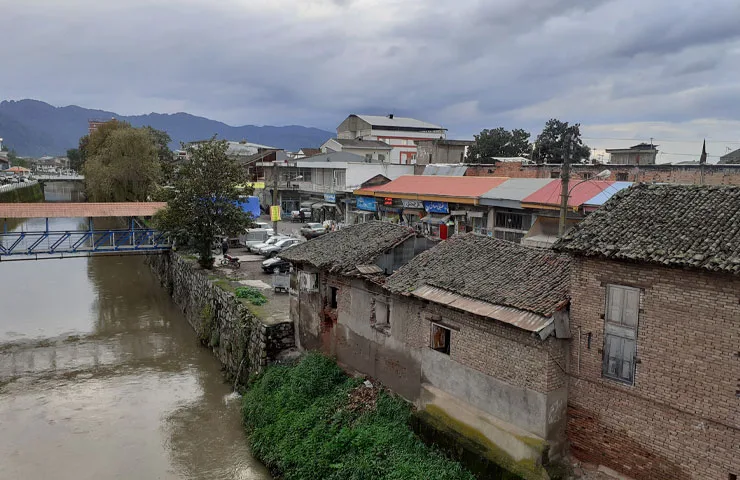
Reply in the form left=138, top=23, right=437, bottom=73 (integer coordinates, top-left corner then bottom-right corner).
left=388, top=114, right=394, bottom=119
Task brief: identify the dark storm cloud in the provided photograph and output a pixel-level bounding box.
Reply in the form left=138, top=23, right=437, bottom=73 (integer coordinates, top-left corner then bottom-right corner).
left=0, top=0, right=739, bottom=150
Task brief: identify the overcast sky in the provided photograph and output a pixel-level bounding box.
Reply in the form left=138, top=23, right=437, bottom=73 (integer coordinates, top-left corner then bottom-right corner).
left=2, top=0, right=740, bottom=163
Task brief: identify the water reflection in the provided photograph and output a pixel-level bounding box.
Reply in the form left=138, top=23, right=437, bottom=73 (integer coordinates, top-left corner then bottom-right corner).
left=0, top=182, right=270, bottom=480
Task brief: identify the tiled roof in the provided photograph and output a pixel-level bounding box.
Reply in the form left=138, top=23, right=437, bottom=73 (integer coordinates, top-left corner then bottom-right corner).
left=555, top=184, right=740, bottom=275
left=356, top=175, right=509, bottom=198
left=0, top=202, right=167, bottom=218
left=299, top=148, right=321, bottom=156
left=279, top=222, right=416, bottom=275
left=386, top=234, right=571, bottom=317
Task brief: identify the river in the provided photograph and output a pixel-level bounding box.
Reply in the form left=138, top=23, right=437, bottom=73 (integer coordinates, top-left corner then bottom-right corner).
left=0, top=183, right=271, bottom=480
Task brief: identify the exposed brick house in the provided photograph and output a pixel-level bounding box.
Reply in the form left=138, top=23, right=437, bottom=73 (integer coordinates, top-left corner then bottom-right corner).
left=556, top=184, right=740, bottom=480
left=282, top=224, right=572, bottom=479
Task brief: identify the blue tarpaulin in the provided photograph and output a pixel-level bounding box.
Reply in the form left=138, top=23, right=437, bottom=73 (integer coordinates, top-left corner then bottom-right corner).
left=237, top=196, right=261, bottom=219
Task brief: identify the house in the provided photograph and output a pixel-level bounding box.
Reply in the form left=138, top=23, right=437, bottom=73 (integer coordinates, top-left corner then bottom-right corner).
left=478, top=178, right=554, bottom=243
left=555, top=184, right=740, bottom=480
left=0, top=156, right=8, bottom=171
left=719, top=147, right=740, bottom=164
left=605, top=143, right=658, bottom=165
left=353, top=175, right=509, bottom=235
left=295, top=147, right=321, bottom=159
left=337, top=114, right=447, bottom=165
left=282, top=227, right=572, bottom=479
left=320, top=138, right=392, bottom=162
left=415, top=139, right=474, bottom=165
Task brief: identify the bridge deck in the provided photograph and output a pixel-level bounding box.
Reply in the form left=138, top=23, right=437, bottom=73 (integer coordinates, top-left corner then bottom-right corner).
left=0, top=202, right=167, bottom=218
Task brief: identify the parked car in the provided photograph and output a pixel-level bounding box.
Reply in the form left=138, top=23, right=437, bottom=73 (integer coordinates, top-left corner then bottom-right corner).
left=248, top=235, right=288, bottom=254
left=238, top=228, right=275, bottom=249
left=290, top=208, right=312, bottom=222
left=262, top=257, right=291, bottom=274
left=300, top=222, right=327, bottom=239
left=259, top=237, right=302, bottom=257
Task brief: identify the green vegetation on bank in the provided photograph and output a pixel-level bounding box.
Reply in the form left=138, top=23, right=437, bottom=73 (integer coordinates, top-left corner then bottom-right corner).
left=241, top=353, right=475, bottom=480
left=0, top=183, right=44, bottom=203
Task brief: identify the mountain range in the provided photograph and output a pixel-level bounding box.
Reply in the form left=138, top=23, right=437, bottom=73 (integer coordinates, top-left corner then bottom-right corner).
left=0, top=99, right=334, bottom=157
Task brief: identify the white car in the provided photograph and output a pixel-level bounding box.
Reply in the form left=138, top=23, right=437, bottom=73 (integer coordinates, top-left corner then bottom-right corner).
left=249, top=235, right=288, bottom=253
left=259, top=237, right=302, bottom=257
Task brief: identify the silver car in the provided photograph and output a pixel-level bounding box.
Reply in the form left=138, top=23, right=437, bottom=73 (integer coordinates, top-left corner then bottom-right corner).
left=249, top=235, right=288, bottom=253
left=259, top=237, right=302, bottom=258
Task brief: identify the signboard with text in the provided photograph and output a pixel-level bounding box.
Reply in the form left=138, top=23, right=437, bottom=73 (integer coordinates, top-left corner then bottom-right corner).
left=270, top=206, right=282, bottom=221
left=401, top=199, right=424, bottom=209
left=324, top=193, right=336, bottom=203
left=356, top=196, right=377, bottom=212
left=423, top=201, right=449, bottom=214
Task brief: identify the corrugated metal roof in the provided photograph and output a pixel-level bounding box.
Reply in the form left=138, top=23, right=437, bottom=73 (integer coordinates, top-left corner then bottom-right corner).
left=423, top=165, right=468, bottom=176
left=354, top=115, right=446, bottom=131
left=411, top=285, right=553, bottom=334
left=356, top=175, right=509, bottom=198
left=480, top=178, right=554, bottom=206
left=0, top=202, right=167, bottom=218
left=522, top=180, right=617, bottom=208
left=582, top=182, right=633, bottom=206
left=332, top=138, right=392, bottom=149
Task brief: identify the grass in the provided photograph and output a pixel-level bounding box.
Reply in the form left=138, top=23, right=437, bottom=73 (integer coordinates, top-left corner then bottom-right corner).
left=241, top=353, right=475, bottom=480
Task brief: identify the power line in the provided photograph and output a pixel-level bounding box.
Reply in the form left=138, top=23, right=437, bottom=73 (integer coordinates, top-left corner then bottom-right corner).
left=581, top=135, right=740, bottom=144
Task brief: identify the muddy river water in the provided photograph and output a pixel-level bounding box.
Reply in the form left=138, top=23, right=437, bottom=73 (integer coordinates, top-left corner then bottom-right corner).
left=0, top=183, right=271, bottom=480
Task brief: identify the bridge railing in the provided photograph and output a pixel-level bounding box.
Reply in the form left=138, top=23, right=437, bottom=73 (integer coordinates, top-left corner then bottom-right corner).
left=0, top=228, right=171, bottom=259
left=0, top=181, right=39, bottom=194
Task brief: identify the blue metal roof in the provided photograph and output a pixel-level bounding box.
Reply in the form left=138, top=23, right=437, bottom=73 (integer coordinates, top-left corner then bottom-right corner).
left=583, top=182, right=633, bottom=206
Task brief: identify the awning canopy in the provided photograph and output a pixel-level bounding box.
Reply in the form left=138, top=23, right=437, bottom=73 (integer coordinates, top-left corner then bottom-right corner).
left=352, top=210, right=375, bottom=216
left=402, top=209, right=424, bottom=216
left=421, top=215, right=451, bottom=225
left=300, top=201, right=315, bottom=208
left=314, top=202, right=340, bottom=210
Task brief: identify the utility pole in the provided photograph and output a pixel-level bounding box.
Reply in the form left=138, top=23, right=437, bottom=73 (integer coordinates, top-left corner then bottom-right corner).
left=272, top=160, right=279, bottom=234
left=558, top=133, right=573, bottom=237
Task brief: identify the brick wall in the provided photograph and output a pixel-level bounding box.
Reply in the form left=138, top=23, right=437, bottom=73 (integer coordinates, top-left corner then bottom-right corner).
left=463, top=161, right=740, bottom=185
left=568, top=258, right=740, bottom=479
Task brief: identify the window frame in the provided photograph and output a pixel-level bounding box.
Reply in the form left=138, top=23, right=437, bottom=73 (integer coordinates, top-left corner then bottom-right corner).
left=329, top=286, right=338, bottom=309
left=615, top=172, right=628, bottom=181
left=602, top=284, right=640, bottom=385
left=430, top=323, right=451, bottom=355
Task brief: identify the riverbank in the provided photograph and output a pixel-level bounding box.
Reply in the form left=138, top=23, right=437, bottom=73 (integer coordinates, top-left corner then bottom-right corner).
left=148, top=251, right=296, bottom=386
left=241, top=352, right=477, bottom=480
left=0, top=182, right=43, bottom=203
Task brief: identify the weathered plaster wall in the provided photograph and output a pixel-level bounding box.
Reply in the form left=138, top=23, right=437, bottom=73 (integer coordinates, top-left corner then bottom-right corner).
left=148, top=252, right=295, bottom=385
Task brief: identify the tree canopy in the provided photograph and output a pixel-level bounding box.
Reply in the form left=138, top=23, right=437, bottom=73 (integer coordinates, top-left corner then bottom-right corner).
left=533, top=119, right=590, bottom=164
left=83, top=124, right=162, bottom=202
left=67, top=148, right=83, bottom=172
left=466, top=128, right=532, bottom=162
left=154, top=137, right=253, bottom=269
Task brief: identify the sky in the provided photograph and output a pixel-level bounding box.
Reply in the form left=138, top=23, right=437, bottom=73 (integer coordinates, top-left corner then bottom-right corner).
left=2, top=0, right=740, bottom=163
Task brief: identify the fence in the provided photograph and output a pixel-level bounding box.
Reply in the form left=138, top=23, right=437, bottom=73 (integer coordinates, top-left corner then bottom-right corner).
left=0, top=180, right=39, bottom=194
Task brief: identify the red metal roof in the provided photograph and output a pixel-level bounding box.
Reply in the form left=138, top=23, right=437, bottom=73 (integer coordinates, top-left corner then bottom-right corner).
left=357, top=175, right=509, bottom=198
left=0, top=202, right=167, bottom=219
left=521, top=180, right=616, bottom=208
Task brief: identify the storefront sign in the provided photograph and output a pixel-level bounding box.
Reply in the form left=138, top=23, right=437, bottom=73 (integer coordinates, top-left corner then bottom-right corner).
left=423, top=201, right=449, bottom=214
left=323, top=193, right=336, bottom=203
left=356, top=196, right=377, bottom=212
left=401, top=199, right=424, bottom=209
left=383, top=197, right=393, bottom=206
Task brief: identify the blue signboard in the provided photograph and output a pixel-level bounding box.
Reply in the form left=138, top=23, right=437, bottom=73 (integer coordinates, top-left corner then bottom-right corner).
left=356, top=196, right=377, bottom=212
left=324, top=193, right=337, bottom=203
left=237, top=196, right=261, bottom=219
left=423, top=201, right=449, bottom=214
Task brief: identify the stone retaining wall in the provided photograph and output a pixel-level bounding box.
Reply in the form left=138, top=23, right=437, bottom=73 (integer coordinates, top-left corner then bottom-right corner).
left=148, top=252, right=295, bottom=385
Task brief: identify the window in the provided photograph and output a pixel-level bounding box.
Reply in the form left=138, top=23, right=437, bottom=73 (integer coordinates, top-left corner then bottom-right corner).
left=495, top=211, right=531, bottom=231
left=616, top=172, right=628, bottom=181
left=298, top=271, right=318, bottom=292
left=551, top=171, right=561, bottom=179
left=374, top=298, right=390, bottom=326
left=378, top=154, right=386, bottom=162
left=580, top=172, right=593, bottom=180
left=603, top=285, right=640, bottom=384
left=329, top=286, right=338, bottom=309
left=365, top=153, right=373, bottom=161
left=431, top=324, right=451, bottom=355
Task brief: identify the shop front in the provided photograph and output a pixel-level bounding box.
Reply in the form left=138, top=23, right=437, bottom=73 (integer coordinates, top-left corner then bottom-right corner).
left=350, top=195, right=378, bottom=224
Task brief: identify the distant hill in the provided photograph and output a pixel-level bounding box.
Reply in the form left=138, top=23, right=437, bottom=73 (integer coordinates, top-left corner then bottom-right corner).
left=0, top=99, right=334, bottom=157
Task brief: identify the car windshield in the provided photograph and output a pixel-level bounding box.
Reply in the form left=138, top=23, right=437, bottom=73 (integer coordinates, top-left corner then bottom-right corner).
left=275, top=239, right=293, bottom=247
left=305, top=223, right=322, bottom=229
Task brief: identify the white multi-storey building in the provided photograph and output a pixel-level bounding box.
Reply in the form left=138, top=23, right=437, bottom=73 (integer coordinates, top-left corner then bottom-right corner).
left=336, top=114, right=447, bottom=165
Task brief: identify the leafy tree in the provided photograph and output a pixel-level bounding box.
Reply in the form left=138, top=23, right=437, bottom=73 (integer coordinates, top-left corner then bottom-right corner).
left=7, top=150, right=26, bottom=167
left=466, top=127, right=532, bottom=162
left=67, top=148, right=84, bottom=172
left=83, top=127, right=162, bottom=202
left=153, top=137, right=253, bottom=269
left=533, top=119, right=590, bottom=164
left=143, top=126, right=176, bottom=183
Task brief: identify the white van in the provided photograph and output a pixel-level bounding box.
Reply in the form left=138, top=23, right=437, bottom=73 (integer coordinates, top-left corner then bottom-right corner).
left=239, top=228, right=275, bottom=249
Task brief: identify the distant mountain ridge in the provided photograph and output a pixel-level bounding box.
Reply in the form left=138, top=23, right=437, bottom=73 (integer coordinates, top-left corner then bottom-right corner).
left=0, top=99, right=334, bottom=157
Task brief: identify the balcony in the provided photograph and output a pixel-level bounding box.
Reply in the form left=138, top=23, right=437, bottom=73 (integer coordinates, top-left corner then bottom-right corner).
left=287, top=181, right=346, bottom=193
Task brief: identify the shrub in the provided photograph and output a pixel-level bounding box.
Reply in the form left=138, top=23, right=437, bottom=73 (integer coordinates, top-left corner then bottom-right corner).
left=235, top=286, right=267, bottom=305
left=242, top=353, right=475, bottom=480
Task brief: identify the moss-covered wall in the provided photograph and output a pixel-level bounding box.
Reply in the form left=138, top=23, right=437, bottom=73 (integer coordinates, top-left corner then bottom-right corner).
left=0, top=183, right=44, bottom=203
